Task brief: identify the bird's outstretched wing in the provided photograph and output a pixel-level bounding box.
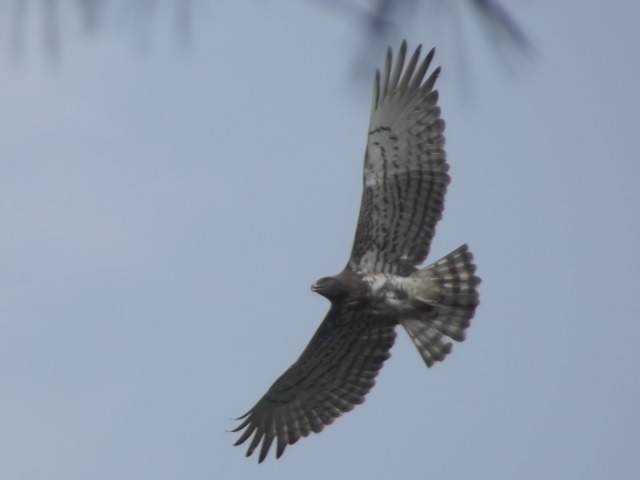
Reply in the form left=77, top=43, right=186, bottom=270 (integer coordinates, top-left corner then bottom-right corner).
left=233, top=306, right=396, bottom=463
left=349, top=41, right=449, bottom=275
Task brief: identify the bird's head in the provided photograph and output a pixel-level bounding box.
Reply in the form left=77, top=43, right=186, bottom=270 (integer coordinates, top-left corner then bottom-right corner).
left=311, top=276, right=346, bottom=302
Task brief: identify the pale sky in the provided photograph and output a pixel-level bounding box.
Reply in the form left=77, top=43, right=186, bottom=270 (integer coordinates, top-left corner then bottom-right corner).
left=1, top=2, right=639, bottom=479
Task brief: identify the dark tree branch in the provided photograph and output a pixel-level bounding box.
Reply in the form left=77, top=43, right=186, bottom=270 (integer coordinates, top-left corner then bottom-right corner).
left=1, top=0, right=531, bottom=72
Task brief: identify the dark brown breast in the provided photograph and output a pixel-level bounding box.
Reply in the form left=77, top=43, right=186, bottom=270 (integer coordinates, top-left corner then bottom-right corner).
left=333, top=268, right=370, bottom=304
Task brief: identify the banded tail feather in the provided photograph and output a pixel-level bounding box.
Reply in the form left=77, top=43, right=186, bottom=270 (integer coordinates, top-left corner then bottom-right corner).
left=401, top=244, right=480, bottom=367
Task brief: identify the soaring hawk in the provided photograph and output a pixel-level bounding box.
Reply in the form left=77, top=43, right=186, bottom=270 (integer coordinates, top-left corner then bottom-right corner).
left=233, top=41, right=480, bottom=462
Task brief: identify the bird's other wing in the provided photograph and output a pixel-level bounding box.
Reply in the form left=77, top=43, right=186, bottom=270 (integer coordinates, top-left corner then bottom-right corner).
left=233, top=306, right=396, bottom=463
left=349, top=41, right=449, bottom=275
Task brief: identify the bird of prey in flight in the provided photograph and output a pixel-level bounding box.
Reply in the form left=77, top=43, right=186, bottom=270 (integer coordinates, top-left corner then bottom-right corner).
left=233, top=40, right=480, bottom=463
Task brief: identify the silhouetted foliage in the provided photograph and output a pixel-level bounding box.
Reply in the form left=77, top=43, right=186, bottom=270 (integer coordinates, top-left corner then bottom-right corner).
left=1, top=0, right=529, bottom=68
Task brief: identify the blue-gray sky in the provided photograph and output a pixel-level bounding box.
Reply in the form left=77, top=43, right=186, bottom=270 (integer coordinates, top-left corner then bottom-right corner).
left=1, top=2, right=639, bottom=479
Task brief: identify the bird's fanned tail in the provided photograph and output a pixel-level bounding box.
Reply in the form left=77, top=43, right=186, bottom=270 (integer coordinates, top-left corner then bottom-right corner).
left=401, top=244, right=480, bottom=367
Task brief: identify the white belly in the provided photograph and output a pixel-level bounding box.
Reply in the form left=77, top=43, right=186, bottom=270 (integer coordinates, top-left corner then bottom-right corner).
left=363, top=274, right=415, bottom=314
